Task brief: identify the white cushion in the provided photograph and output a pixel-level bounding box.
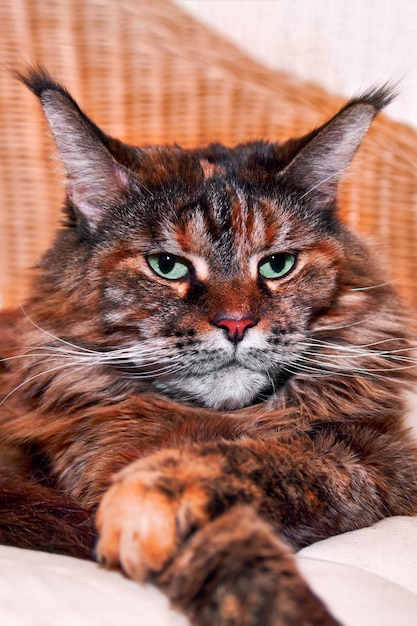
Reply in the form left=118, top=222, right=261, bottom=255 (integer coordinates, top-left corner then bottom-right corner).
left=2, top=517, right=417, bottom=626
left=0, top=545, right=187, bottom=626
left=299, top=516, right=417, bottom=626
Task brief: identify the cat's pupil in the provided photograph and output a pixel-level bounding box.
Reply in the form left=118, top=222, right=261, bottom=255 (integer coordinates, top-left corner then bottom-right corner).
left=269, top=255, right=286, bottom=273
left=158, top=254, right=176, bottom=275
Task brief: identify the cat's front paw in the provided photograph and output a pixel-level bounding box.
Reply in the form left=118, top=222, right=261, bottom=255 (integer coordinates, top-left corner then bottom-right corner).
left=95, top=448, right=220, bottom=580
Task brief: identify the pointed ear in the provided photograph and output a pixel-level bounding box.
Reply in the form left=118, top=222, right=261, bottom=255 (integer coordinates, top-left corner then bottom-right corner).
left=18, top=67, right=134, bottom=230
left=280, top=85, right=396, bottom=209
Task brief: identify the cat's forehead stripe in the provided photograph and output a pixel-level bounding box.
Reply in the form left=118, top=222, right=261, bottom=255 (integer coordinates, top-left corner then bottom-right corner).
left=230, top=187, right=256, bottom=260
left=229, top=189, right=278, bottom=258
left=178, top=211, right=213, bottom=253
left=173, top=212, right=211, bottom=280
left=230, top=186, right=248, bottom=237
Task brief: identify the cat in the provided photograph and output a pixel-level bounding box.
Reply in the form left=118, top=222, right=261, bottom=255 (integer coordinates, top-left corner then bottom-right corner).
left=1, top=66, right=417, bottom=626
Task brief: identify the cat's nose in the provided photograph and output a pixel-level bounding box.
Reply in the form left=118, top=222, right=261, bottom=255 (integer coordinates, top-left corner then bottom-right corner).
left=211, top=315, right=257, bottom=343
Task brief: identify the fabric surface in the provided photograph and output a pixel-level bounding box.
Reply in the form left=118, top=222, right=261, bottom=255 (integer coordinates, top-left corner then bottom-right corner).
left=300, top=517, right=417, bottom=626
left=1, top=516, right=417, bottom=626
left=0, top=545, right=187, bottom=626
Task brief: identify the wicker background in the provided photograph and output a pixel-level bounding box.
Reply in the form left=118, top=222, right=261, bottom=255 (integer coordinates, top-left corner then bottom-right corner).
left=0, top=0, right=417, bottom=308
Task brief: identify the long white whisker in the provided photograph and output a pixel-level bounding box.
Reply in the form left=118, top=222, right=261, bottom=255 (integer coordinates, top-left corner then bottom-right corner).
left=298, top=346, right=417, bottom=364
left=299, top=169, right=346, bottom=200
left=1, top=350, right=188, bottom=406
left=20, top=306, right=98, bottom=355
left=0, top=361, right=86, bottom=406
left=351, top=281, right=397, bottom=291
left=19, top=309, right=177, bottom=358
left=124, top=365, right=186, bottom=380
left=304, top=337, right=415, bottom=350
left=290, top=339, right=417, bottom=378
left=0, top=346, right=178, bottom=368
left=297, top=355, right=417, bottom=374
left=310, top=315, right=379, bottom=333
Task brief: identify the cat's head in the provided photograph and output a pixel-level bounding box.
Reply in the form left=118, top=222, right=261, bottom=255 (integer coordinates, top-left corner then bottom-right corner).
left=20, top=67, right=396, bottom=410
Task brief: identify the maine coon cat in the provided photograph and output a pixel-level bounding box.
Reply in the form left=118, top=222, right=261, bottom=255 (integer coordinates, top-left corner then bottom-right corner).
left=1, top=66, right=417, bottom=626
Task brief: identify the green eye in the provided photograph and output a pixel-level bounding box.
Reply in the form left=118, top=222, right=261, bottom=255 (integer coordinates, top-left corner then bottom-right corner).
left=147, top=253, right=190, bottom=280
left=258, top=253, right=296, bottom=280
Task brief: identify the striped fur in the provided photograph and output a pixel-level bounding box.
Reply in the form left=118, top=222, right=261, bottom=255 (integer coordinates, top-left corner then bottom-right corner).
left=0, top=69, right=416, bottom=625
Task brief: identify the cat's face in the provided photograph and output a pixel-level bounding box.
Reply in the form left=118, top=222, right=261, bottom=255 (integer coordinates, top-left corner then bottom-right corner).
left=90, top=149, right=343, bottom=409
left=21, top=69, right=393, bottom=410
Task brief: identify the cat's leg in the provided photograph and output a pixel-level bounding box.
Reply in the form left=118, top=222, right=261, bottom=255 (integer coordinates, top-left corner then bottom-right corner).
left=95, top=435, right=417, bottom=623
left=96, top=434, right=417, bottom=573
left=157, top=505, right=340, bottom=626
left=97, top=493, right=339, bottom=625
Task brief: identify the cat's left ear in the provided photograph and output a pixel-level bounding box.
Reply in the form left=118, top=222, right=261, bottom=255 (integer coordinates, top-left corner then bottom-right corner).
left=17, top=66, right=136, bottom=230
left=280, top=86, right=395, bottom=209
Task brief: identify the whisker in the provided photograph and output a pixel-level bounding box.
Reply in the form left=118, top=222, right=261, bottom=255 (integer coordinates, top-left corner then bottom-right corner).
left=0, top=361, right=87, bottom=406
left=350, top=281, right=397, bottom=291
left=0, top=346, right=177, bottom=368
left=289, top=338, right=417, bottom=380
left=310, top=314, right=380, bottom=333
left=298, top=347, right=417, bottom=364
left=297, top=355, right=417, bottom=375
left=287, top=362, right=391, bottom=380
left=18, top=306, right=175, bottom=359
left=299, top=169, right=347, bottom=200
left=1, top=349, right=187, bottom=405
left=303, top=337, right=416, bottom=350
left=19, top=306, right=99, bottom=354
left=7, top=310, right=183, bottom=371
left=124, top=365, right=186, bottom=380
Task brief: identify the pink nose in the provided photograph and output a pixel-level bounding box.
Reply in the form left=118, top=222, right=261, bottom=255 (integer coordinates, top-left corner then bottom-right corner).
left=212, top=315, right=257, bottom=343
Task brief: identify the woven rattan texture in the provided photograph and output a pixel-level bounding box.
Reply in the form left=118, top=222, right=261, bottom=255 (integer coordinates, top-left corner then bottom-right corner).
left=1, top=0, right=417, bottom=308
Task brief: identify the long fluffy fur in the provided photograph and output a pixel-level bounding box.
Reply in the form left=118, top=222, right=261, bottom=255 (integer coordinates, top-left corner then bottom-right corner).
left=1, top=69, right=417, bottom=625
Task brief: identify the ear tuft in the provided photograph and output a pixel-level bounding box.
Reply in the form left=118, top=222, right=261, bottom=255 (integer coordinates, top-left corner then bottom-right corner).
left=280, top=82, right=395, bottom=209
left=345, top=83, right=397, bottom=113
left=14, top=65, right=74, bottom=101
left=17, top=65, right=134, bottom=230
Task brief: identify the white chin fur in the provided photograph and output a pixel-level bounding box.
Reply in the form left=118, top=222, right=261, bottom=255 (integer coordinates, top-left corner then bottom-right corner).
left=157, top=366, right=270, bottom=410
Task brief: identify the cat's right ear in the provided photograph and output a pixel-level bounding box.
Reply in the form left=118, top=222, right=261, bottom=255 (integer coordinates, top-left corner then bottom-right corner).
left=278, top=85, right=396, bottom=210
left=17, top=66, right=135, bottom=230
